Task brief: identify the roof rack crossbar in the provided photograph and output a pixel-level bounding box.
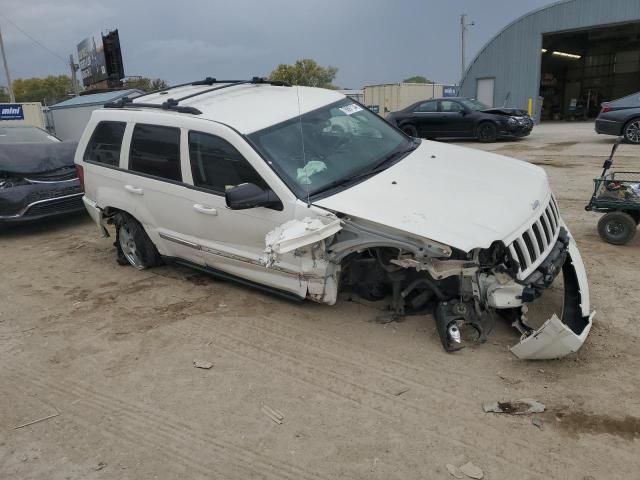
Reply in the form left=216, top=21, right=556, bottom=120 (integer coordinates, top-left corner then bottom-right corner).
left=103, top=99, right=202, bottom=115
left=135, top=76, right=290, bottom=100
left=103, top=77, right=290, bottom=115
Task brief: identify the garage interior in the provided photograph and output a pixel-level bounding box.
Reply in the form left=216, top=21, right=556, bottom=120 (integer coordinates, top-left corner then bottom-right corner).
left=540, top=21, right=640, bottom=120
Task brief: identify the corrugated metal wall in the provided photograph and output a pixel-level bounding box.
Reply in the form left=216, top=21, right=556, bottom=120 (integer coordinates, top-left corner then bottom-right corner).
left=459, top=0, right=640, bottom=111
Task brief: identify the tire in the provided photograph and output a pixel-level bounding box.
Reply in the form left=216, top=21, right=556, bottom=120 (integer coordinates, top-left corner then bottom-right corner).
left=401, top=124, right=419, bottom=138
left=476, top=122, right=498, bottom=143
left=623, top=118, right=640, bottom=144
left=597, top=211, right=637, bottom=245
left=114, top=212, right=162, bottom=269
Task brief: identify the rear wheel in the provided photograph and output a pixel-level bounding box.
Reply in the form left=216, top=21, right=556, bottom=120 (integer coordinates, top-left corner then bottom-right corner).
left=476, top=122, right=497, bottom=143
left=114, top=212, right=162, bottom=269
left=623, top=118, right=640, bottom=144
left=401, top=124, right=419, bottom=138
left=597, top=211, right=637, bottom=245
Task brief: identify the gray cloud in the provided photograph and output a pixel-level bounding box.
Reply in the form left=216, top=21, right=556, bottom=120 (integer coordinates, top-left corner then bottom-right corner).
left=2, top=0, right=558, bottom=88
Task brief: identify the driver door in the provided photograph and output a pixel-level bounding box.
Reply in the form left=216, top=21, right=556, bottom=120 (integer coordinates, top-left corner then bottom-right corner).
left=181, top=123, right=306, bottom=297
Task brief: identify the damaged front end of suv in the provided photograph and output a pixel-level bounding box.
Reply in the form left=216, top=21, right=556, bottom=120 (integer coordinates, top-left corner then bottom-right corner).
left=264, top=196, right=593, bottom=360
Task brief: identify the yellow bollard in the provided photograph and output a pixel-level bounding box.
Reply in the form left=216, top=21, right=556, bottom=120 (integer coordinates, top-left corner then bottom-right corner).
left=528, top=98, right=533, bottom=116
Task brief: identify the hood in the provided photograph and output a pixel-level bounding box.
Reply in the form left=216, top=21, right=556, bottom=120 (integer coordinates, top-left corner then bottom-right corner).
left=313, top=141, right=550, bottom=252
left=0, top=142, right=78, bottom=174
left=482, top=107, right=528, bottom=116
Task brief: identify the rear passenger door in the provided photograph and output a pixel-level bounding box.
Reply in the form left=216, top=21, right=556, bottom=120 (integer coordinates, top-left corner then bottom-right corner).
left=120, top=121, right=205, bottom=266
left=410, top=100, right=439, bottom=137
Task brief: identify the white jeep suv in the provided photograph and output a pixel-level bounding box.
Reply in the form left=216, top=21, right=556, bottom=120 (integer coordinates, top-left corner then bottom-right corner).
left=75, top=77, right=593, bottom=359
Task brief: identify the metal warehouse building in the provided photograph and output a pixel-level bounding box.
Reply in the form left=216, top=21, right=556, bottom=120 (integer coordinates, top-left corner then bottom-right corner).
left=459, top=0, right=640, bottom=121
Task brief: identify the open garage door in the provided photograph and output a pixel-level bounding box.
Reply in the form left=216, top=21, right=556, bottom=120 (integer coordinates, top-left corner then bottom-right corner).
left=540, top=22, right=640, bottom=121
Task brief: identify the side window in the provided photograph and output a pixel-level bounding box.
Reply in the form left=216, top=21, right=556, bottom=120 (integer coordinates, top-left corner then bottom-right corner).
left=83, top=121, right=126, bottom=166
left=189, top=131, right=267, bottom=194
left=415, top=101, right=437, bottom=113
left=440, top=100, right=463, bottom=112
left=129, top=124, right=182, bottom=181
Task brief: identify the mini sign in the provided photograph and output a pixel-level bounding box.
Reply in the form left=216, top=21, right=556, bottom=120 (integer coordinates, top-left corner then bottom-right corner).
left=443, top=86, right=458, bottom=98
left=0, top=104, right=24, bottom=121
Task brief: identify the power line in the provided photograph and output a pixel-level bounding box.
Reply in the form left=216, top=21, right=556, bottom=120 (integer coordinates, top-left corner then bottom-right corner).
left=0, top=13, right=68, bottom=65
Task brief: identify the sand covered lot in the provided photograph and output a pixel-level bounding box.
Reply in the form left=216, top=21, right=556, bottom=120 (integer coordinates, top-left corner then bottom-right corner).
left=1, top=122, right=638, bottom=479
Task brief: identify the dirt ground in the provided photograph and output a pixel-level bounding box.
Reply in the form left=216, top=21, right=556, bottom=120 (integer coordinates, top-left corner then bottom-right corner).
left=1, top=122, right=639, bottom=480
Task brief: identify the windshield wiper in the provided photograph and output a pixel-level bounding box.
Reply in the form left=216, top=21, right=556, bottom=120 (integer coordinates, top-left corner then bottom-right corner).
left=310, top=140, right=420, bottom=196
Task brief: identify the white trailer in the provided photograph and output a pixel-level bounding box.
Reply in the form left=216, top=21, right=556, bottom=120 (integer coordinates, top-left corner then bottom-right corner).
left=47, top=89, right=142, bottom=141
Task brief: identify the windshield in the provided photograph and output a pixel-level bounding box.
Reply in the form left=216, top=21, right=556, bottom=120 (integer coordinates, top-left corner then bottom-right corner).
left=459, top=98, right=490, bottom=111
left=248, top=99, right=412, bottom=198
left=0, top=126, right=60, bottom=144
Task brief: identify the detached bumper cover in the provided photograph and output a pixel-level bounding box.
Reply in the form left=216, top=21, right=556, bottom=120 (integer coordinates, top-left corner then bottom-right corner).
left=510, top=239, right=593, bottom=360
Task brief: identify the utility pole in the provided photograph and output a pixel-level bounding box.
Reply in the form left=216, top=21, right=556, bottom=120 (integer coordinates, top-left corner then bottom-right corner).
left=0, top=23, right=15, bottom=102
left=69, top=54, right=80, bottom=96
left=460, top=14, right=475, bottom=82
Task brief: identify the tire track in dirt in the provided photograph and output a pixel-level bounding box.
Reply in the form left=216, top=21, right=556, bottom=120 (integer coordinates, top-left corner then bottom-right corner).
left=177, top=317, right=640, bottom=479
left=3, top=368, right=340, bottom=480
left=169, top=322, right=570, bottom=479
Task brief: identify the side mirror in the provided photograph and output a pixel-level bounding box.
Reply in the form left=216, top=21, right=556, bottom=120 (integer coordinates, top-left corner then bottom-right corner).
left=225, top=183, right=283, bottom=211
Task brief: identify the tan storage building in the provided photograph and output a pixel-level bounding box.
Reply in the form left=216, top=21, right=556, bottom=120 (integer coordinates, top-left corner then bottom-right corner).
left=0, top=102, right=46, bottom=129
left=364, top=83, right=451, bottom=117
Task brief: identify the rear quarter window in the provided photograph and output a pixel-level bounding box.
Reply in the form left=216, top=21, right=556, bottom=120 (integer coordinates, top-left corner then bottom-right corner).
left=129, top=124, right=182, bottom=181
left=84, top=121, right=126, bottom=166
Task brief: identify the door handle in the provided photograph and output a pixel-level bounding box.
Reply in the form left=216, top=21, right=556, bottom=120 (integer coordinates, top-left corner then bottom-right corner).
left=124, top=185, right=144, bottom=195
left=193, top=204, right=218, bottom=216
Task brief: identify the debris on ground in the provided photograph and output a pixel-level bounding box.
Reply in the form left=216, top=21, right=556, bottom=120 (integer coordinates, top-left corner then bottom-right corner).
left=446, top=463, right=464, bottom=478
left=394, top=387, right=410, bottom=396
left=193, top=360, right=213, bottom=369
left=13, top=412, right=60, bottom=429
left=482, top=398, right=545, bottom=415
left=459, top=461, right=484, bottom=479
left=261, top=405, right=284, bottom=424
left=94, top=462, right=107, bottom=471
left=496, top=373, right=522, bottom=385
left=532, top=417, right=545, bottom=430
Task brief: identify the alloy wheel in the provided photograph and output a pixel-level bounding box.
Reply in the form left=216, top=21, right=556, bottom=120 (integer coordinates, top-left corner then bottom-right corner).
left=119, top=224, right=144, bottom=269
left=625, top=120, right=640, bottom=144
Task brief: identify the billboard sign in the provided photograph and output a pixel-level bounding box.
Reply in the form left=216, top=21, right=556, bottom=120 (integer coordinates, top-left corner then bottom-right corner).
left=443, top=85, right=458, bottom=97
left=77, top=33, right=108, bottom=86
left=0, top=104, right=24, bottom=121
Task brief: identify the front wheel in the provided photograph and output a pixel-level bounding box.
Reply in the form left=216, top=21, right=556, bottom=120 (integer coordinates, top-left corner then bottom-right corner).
left=401, top=124, right=419, bottom=138
left=623, top=118, right=640, bottom=144
left=476, top=122, right=497, bottom=143
left=597, top=211, right=637, bottom=245
left=114, top=212, right=162, bottom=269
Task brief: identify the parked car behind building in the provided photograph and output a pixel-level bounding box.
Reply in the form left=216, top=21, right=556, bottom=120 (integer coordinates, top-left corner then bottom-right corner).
left=386, top=97, right=533, bottom=142
left=596, top=92, right=640, bottom=144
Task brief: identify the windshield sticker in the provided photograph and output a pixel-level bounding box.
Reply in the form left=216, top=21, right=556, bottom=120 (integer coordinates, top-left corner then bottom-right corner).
left=339, top=104, right=363, bottom=115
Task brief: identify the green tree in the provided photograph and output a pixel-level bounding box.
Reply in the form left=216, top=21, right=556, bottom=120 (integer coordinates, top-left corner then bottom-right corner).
left=123, top=77, right=170, bottom=92
left=12, top=75, right=73, bottom=104
left=0, top=89, right=9, bottom=102
left=270, top=59, right=338, bottom=89
left=403, top=75, right=434, bottom=84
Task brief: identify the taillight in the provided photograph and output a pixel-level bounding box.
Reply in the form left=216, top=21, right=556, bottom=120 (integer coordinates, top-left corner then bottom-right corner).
left=75, top=164, right=85, bottom=192
left=601, top=103, right=611, bottom=114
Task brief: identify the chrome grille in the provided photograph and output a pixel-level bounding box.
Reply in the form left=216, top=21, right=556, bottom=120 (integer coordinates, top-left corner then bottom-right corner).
left=508, top=197, right=561, bottom=278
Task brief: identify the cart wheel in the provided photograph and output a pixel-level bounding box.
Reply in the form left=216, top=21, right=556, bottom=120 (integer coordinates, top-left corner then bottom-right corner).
left=597, top=212, right=637, bottom=245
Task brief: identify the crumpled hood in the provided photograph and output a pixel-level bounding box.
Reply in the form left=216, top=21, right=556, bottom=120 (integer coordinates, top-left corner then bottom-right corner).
left=314, top=141, right=550, bottom=252
left=482, top=107, right=528, bottom=116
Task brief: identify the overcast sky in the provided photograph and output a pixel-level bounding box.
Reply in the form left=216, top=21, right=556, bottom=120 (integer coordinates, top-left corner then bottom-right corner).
left=2, top=0, right=559, bottom=88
